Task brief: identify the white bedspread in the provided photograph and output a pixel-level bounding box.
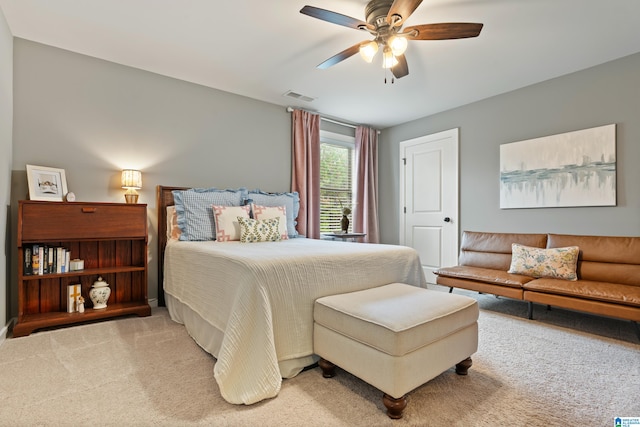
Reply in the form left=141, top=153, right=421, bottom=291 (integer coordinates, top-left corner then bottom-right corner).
left=164, top=238, right=426, bottom=404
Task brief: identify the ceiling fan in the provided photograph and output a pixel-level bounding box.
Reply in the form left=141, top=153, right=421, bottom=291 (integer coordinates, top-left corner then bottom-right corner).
left=300, top=0, right=483, bottom=79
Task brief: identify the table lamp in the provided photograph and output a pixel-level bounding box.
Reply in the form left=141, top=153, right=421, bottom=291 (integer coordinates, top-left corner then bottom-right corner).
left=121, top=169, right=142, bottom=204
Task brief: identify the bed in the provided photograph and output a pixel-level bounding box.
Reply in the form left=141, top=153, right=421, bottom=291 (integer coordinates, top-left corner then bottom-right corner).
left=156, top=185, right=427, bottom=405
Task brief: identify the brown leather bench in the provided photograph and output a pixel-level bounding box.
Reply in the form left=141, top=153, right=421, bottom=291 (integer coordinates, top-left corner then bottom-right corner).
left=434, top=231, right=640, bottom=338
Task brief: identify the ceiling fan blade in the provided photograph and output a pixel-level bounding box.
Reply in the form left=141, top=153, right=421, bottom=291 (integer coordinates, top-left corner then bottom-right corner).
left=300, top=6, right=373, bottom=31
left=392, top=54, right=409, bottom=79
left=404, top=23, right=484, bottom=40
left=387, top=0, right=424, bottom=25
left=317, top=43, right=362, bottom=69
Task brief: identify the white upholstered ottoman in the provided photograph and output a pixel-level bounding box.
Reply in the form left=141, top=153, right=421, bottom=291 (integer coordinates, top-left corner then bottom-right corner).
left=313, top=283, right=479, bottom=419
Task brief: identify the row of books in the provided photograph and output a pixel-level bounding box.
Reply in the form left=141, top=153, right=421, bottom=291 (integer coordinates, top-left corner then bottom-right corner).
left=23, top=244, right=71, bottom=275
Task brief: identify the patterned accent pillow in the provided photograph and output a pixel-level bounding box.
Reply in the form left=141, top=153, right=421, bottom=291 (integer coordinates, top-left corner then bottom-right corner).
left=173, top=188, right=247, bottom=241
left=213, top=205, right=251, bottom=242
left=251, top=204, right=288, bottom=240
left=238, top=217, right=282, bottom=243
left=508, top=244, right=579, bottom=280
left=247, top=190, right=300, bottom=238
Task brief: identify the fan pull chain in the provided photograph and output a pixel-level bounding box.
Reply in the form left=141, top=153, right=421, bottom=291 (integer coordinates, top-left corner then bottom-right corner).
left=383, top=67, right=395, bottom=84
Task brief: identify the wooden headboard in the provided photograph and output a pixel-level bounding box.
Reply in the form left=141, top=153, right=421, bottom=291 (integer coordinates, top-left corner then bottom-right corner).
left=156, top=185, right=188, bottom=306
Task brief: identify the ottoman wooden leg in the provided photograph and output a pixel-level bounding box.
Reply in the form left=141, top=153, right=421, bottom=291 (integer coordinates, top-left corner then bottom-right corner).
left=383, top=393, right=407, bottom=419
left=318, top=358, right=336, bottom=378
left=455, top=357, right=473, bottom=375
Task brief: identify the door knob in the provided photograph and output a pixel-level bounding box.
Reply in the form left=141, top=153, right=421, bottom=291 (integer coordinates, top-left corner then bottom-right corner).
left=444, top=217, right=451, bottom=222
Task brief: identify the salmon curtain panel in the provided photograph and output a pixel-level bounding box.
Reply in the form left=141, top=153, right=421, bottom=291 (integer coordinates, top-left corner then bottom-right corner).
left=291, top=109, right=321, bottom=239
left=354, top=126, right=380, bottom=243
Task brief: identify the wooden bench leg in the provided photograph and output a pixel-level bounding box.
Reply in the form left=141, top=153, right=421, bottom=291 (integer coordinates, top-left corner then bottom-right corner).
left=527, top=302, right=534, bottom=319
left=455, top=357, right=473, bottom=375
left=318, top=358, right=336, bottom=378
left=383, top=393, right=407, bottom=419
left=320, top=358, right=409, bottom=419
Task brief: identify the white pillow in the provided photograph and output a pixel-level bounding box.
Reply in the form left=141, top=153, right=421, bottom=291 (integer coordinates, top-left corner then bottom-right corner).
left=251, top=204, right=288, bottom=240
left=212, top=205, right=251, bottom=242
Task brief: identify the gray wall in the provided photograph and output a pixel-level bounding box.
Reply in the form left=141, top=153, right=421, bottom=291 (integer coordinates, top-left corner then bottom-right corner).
left=379, top=52, right=640, bottom=245
left=0, top=9, right=12, bottom=336
left=7, top=38, right=640, bottom=322
left=10, top=39, right=292, bottom=315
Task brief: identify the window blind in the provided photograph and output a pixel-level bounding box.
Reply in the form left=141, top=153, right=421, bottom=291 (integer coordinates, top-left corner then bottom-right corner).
left=320, top=142, right=353, bottom=233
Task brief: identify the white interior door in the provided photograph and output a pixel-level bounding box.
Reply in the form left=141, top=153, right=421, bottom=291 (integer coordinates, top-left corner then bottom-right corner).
left=399, top=128, right=459, bottom=284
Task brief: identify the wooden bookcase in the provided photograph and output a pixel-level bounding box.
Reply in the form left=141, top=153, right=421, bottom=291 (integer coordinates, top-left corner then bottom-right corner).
left=14, top=200, right=151, bottom=337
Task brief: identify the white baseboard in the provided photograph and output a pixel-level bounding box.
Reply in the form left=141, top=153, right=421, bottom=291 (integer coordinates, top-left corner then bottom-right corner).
left=0, top=318, right=14, bottom=346
left=149, top=298, right=158, bottom=308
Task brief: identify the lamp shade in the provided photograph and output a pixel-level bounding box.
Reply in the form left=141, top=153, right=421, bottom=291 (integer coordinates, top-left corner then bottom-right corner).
left=121, top=169, right=142, bottom=189
left=388, top=35, right=408, bottom=57
left=359, top=40, right=378, bottom=63
left=382, top=47, right=398, bottom=69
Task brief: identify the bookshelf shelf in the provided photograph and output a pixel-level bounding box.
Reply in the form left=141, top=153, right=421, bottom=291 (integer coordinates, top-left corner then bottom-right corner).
left=14, top=201, right=151, bottom=337
left=20, top=266, right=146, bottom=281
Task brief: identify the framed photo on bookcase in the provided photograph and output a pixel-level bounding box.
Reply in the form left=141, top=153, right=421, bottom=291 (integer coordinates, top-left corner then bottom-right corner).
left=26, top=165, right=68, bottom=202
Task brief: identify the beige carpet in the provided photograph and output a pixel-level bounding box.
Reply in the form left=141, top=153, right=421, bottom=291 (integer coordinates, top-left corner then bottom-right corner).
left=0, top=289, right=638, bottom=427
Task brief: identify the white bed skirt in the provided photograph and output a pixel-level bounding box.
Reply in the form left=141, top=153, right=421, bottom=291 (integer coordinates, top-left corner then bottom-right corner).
left=166, top=293, right=318, bottom=378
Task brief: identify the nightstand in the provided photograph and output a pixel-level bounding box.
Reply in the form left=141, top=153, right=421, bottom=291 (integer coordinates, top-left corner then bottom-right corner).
left=324, top=232, right=367, bottom=242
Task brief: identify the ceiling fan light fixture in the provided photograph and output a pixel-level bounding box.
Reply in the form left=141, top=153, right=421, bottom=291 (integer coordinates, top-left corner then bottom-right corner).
left=300, top=2, right=484, bottom=79
left=388, top=35, right=408, bottom=56
left=382, top=46, right=398, bottom=69
left=359, top=40, right=378, bottom=63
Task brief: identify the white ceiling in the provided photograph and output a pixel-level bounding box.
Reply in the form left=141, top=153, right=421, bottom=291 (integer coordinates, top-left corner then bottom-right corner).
left=2, top=0, right=640, bottom=129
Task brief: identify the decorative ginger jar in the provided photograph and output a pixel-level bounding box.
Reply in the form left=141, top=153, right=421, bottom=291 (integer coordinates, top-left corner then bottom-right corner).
left=89, top=276, right=111, bottom=309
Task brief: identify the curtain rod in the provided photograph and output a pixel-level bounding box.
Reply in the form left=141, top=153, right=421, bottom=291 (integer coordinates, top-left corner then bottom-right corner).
left=286, top=106, right=357, bottom=130
left=321, top=117, right=357, bottom=129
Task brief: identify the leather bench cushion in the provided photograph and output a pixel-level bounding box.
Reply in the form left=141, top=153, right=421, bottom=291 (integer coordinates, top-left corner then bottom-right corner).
left=548, top=234, right=640, bottom=264
left=435, top=265, right=535, bottom=288
left=458, top=231, right=548, bottom=270
left=548, top=234, right=640, bottom=285
left=523, top=278, right=640, bottom=307
left=314, top=283, right=478, bottom=357
left=576, top=262, right=640, bottom=286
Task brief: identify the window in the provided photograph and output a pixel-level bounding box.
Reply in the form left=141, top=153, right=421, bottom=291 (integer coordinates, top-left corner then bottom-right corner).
left=320, top=131, right=355, bottom=233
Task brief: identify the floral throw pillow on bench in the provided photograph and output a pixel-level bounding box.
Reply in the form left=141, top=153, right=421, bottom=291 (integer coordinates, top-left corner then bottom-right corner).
left=508, top=244, right=580, bottom=281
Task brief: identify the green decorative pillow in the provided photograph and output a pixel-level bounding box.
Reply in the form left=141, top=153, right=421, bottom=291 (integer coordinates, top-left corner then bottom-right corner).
left=508, top=244, right=579, bottom=281
left=238, top=217, right=282, bottom=243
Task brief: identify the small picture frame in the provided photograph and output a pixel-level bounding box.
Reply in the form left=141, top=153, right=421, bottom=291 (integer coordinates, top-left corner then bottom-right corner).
left=26, top=165, right=68, bottom=202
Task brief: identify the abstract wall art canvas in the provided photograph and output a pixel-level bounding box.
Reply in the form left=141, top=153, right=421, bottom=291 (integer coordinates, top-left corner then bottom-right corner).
left=500, top=124, right=616, bottom=209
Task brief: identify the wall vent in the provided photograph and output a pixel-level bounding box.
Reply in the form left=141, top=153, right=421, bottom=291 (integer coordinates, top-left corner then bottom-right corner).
left=283, top=90, right=315, bottom=103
